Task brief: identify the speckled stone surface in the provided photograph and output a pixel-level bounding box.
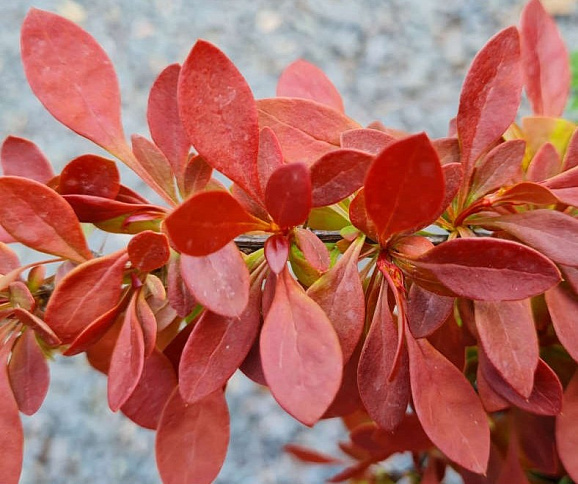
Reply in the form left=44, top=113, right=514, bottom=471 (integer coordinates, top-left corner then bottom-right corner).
left=1, top=0, right=577, bottom=483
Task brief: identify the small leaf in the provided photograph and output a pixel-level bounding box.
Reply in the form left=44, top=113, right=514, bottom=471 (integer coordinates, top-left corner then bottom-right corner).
left=545, top=283, right=578, bottom=363
left=0, top=243, right=19, bottom=276
left=542, top=164, right=578, bottom=206
left=340, top=128, right=396, bottom=154
left=257, top=127, right=284, bottom=198
left=128, top=230, right=170, bottom=273
left=277, top=59, right=344, bottom=112
left=180, top=242, right=250, bottom=317
left=407, top=284, right=454, bottom=338
left=526, top=142, right=560, bottom=182
left=284, top=443, right=341, bottom=464
left=59, top=154, right=120, bottom=199
left=264, top=234, right=289, bottom=274
left=265, top=163, right=311, bottom=229
left=556, top=371, right=578, bottom=482
left=165, top=191, right=269, bottom=256
left=1, top=136, right=53, bottom=183
left=261, top=268, right=343, bottom=426
left=294, top=228, right=330, bottom=273
left=167, top=254, right=196, bottom=318
left=490, top=181, right=558, bottom=205
left=136, top=289, right=157, bottom=357
left=0, top=177, right=92, bottom=263
left=156, top=388, right=229, bottom=484
left=21, top=9, right=126, bottom=155
left=182, top=155, right=212, bottom=198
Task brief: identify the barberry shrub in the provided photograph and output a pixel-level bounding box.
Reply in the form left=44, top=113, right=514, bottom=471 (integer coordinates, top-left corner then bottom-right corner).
left=1, top=0, right=578, bottom=482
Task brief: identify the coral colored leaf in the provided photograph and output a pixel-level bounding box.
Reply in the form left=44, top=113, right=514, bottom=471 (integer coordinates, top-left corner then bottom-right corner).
left=294, top=228, right=330, bottom=273
left=457, top=27, right=523, bottom=181
left=410, top=238, right=560, bottom=300
left=156, top=388, right=229, bottom=484
left=340, top=128, right=396, bottom=155
left=307, top=236, right=365, bottom=362
left=0, top=339, right=24, bottom=484
left=407, top=284, right=454, bottom=338
left=545, top=283, right=578, bottom=363
left=406, top=332, right=490, bottom=474
left=310, top=149, right=374, bottom=207
left=364, top=133, right=445, bottom=243
left=178, top=40, right=260, bottom=199
left=107, top=294, right=146, bottom=412
left=542, top=164, right=578, bottom=206
left=165, top=191, right=269, bottom=256
left=526, top=142, right=560, bottom=182
left=136, top=289, right=157, bottom=357
left=563, top=129, right=578, bottom=171
left=257, top=98, right=360, bottom=165
left=483, top=210, right=578, bottom=266
left=490, top=181, right=558, bottom=205
left=349, top=189, right=379, bottom=242
left=358, top=282, right=410, bottom=431
left=474, top=299, right=539, bottom=398
left=265, top=163, right=311, bottom=229
left=514, top=412, right=558, bottom=476
left=284, top=444, right=341, bottom=464
left=167, top=255, right=196, bottom=318
left=8, top=329, right=49, bottom=416
left=147, top=64, right=190, bottom=179
left=63, top=194, right=163, bottom=223
left=121, top=349, right=177, bottom=430
left=0, top=242, right=19, bottom=275
left=439, top=163, right=463, bottom=216
left=21, top=9, right=125, bottom=155
left=44, top=251, right=128, bottom=343
left=264, top=234, right=289, bottom=274
left=556, top=371, right=578, bottom=482
left=178, top=277, right=261, bottom=404
left=59, top=154, right=120, bottom=199
left=128, top=230, right=170, bottom=273
left=182, top=155, right=213, bottom=197
left=277, top=59, right=344, bottom=112
left=180, top=242, right=250, bottom=317
left=257, top=127, right=284, bottom=198
left=477, top=361, right=510, bottom=413
left=261, top=268, right=343, bottom=426
left=520, top=0, right=570, bottom=117
left=496, top=432, right=530, bottom=484
left=0, top=177, right=92, bottom=263
left=1, top=136, right=53, bottom=183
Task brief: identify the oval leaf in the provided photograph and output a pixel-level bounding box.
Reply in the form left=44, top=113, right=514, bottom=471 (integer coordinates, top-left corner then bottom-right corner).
left=264, top=234, right=289, bottom=274
left=407, top=284, right=454, bottom=338
left=59, top=154, right=120, bottom=199
left=128, top=230, right=171, bottom=273
left=1, top=136, right=53, bottom=183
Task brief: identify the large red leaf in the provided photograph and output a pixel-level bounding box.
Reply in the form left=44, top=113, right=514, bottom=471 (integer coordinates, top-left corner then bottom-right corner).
left=358, top=282, right=410, bottom=431
left=407, top=284, right=454, bottom=338
left=1, top=136, right=53, bottom=183
left=556, top=371, right=578, bottom=481
left=482, top=209, right=578, bottom=266
left=457, top=27, right=523, bottom=182
left=21, top=9, right=126, bottom=156
left=276, top=59, right=344, bottom=112
left=0, top=338, right=23, bottom=484
left=44, top=251, right=128, bottom=343
left=257, top=98, right=359, bottom=165
left=164, top=190, right=269, bottom=256
left=474, top=299, right=538, bottom=398
left=128, top=230, right=170, bottom=273
left=520, top=0, right=570, bottom=117
left=364, top=133, right=445, bottom=244
left=8, top=329, right=50, bottom=416
left=260, top=268, right=343, bottom=426
left=147, top=64, right=190, bottom=180
left=545, top=283, right=578, bottom=363
left=156, top=388, right=229, bottom=484
left=178, top=40, right=260, bottom=199
left=307, top=236, right=365, bottom=362
left=0, top=177, right=92, bottom=263
left=180, top=242, right=250, bottom=317
left=406, top=332, right=490, bottom=474
left=409, top=238, right=560, bottom=300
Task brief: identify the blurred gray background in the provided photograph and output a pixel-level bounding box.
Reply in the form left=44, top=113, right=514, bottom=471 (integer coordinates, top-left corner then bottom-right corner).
left=1, top=0, right=577, bottom=483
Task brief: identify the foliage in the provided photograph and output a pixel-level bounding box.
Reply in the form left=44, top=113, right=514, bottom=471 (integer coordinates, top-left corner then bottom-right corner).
left=1, top=0, right=578, bottom=482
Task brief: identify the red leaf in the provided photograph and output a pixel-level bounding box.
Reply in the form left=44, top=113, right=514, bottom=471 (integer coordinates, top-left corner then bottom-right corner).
left=474, top=299, right=538, bottom=398
left=310, top=149, right=374, bottom=207
left=59, top=154, right=120, bottom=199
left=513, top=411, right=558, bottom=475
left=257, top=98, right=359, bottom=165
left=264, top=234, right=289, bottom=274
left=294, top=228, right=330, bottom=273
left=21, top=9, right=125, bottom=155
left=1, top=136, right=53, bottom=183
left=136, top=289, right=157, bottom=357
left=563, top=129, right=578, bottom=171
left=545, top=283, right=578, bottom=363
left=0, top=177, right=92, bottom=263
left=165, top=190, right=269, bottom=256
left=178, top=275, right=261, bottom=404
left=156, top=388, right=229, bottom=484
left=180, top=242, right=250, bottom=317
left=340, top=128, right=396, bottom=154
left=182, top=155, right=212, bottom=198
left=526, top=142, right=560, bottom=182
left=410, top=238, right=560, bottom=300
left=406, top=332, right=490, bottom=474
left=364, top=133, right=445, bottom=243
left=257, top=127, right=284, bottom=198
left=307, top=236, right=365, bottom=362
left=121, top=349, right=177, bottom=430
left=0, top=242, right=19, bottom=275
left=490, top=180, right=558, bottom=205
left=358, top=282, right=410, bottom=431
left=8, top=329, right=49, bottom=415
left=128, top=230, right=170, bottom=273
left=496, top=430, right=530, bottom=484
left=520, top=0, right=570, bottom=117
left=277, top=59, right=344, bottom=112
left=482, top=209, right=578, bottom=266
left=542, top=164, right=578, bottom=206
left=265, top=162, right=311, bottom=229
left=178, top=40, right=260, bottom=200
left=349, top=189, right=379, bottom=244
left=147, top=64, right=190, bottom=180
left=44, top=251, right=128, bottom=343
left=260, top=268, right=343, bottom=426
left=556, top=371, right=578, bottom=482
left=457, top=27, right=523, bottom=182
left=167, top=255, right=196, bottom=318
left=439, top=163, right=463, bottom=216
left=107, top=293, right=146, bottom=411
left=284, top=443, right=341, bottom=464
left=0, top=338, right=24, bottom=484
left=407, top=284, right=454, bottom=338
left=62, top=194, right=164, bottom=223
